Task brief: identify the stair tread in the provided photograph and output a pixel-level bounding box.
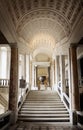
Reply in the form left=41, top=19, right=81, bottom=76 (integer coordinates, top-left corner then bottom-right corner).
left=18, top=117, right=70, bottom=120
left=24, top=102, right=63, bottom=105
left=18, top=90, right=70, bottom=122
left=18, top=113, right=69, bottom=117
left=21, top=108, right=67, bottom=111
left=19, top=111, right=68, bottom=113
left=22, top=105, right=65, bottom=108
left=25, top=100, right=62, bottom=103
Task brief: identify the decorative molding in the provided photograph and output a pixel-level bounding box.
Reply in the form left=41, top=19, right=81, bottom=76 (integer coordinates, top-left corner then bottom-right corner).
left=16, top=9, right=71, bottom=37
left=9, top=43, right=18, bottom=48
left=5, top=0, right=82, bottom=29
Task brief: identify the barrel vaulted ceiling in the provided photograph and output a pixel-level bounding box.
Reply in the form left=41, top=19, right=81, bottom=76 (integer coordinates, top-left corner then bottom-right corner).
left=0, top=0, right=83, bottom=58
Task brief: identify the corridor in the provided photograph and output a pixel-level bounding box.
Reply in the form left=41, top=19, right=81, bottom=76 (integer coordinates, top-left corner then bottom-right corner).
left=0, top=0, right=83, bottom=129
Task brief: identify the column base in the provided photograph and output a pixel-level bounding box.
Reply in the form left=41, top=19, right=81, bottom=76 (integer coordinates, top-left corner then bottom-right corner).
left=10, top=111, right=18, bottom=125
left=72, top=111, right=78, bottom=125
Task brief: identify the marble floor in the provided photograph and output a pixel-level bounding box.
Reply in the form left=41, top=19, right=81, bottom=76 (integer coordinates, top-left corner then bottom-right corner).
left=9, top=122, right=82, bottom=130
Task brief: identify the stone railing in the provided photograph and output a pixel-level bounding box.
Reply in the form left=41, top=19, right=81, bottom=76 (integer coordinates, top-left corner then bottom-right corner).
left=18, top=87, right=29, bottom=111
left=57, top=80, right=70, bottom=112
left=63, top=92, right=70, bottom=111
left=0, top=79, right=9, bottom=87
left=77, top=111, right=83, bottom=129
left=0, top=110, right=12, bottom=130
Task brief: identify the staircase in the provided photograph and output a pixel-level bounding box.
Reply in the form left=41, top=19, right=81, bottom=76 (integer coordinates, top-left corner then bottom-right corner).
left=18, top=90, right=70, bottom=123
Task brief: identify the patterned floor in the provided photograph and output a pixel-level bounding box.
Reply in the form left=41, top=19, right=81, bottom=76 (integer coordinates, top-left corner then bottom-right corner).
left=9, top=122, right=82, bottom=130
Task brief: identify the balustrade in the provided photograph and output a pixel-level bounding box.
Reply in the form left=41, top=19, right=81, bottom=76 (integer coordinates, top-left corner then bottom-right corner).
left=0, top=79, right=9, bottom=87
left=0, top=111, right=12, bottom=130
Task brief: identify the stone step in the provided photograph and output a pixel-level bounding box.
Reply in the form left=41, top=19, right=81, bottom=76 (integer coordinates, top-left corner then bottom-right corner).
left=18, top=113, right=69, bottom=117
left=22, top=103, right=64, bottom=108
left=22, top=106, right=65, bottom=109
left=18, top=90, right=70, bottom=123
left=23, top=103, right=64, bottom=105
left=19, top=110, right=69, bottom=114
left=24, top=100, right=61, bottom=103
left=18, top=117, right=70, bottom=122
left=21, top=107, right=67, bottom=111
left=26, top=99, right=61, bottom=101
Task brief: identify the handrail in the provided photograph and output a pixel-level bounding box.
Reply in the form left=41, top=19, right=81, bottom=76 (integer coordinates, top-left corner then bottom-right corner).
left=77, top=111, right=83, bottom=129
left=63, top=92, right=70, bottom=111
left=63, top=92, right=70, bottom=103
left=18, top=87, right=29, bottom=111
left=0, top=110, right=12, bottom=130
left=0, top=79, right=9, bottom=87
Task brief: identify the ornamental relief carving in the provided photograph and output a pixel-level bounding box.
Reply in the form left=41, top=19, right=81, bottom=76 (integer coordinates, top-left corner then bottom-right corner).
left=5, top=0, right=82, bottom=28
left=4, top=0, right=82, bottom=44
left=16, top=10, right=71, bottom=38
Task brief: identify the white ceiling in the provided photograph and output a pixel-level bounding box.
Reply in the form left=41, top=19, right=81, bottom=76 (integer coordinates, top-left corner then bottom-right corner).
left=0, top=0, right=83, bottom=61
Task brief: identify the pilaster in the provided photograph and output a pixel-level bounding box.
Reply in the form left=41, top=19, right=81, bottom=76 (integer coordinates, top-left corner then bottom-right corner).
left=60, top=55, right=65, bottom=98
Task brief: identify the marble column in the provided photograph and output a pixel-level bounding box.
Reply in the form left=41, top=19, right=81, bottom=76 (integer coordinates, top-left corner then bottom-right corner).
left=60, top=55, right=65, bottom=98
left=32, top=64, right=35, bottom=89
left=0, top=48, right=1, bottom=78
left=68, top=47, right=72, bottom=109
left=30, top=61, right=32, bottom=90
left=6, top=47, right=11, bottom=79
left=34, top=66, right=37, bottom=87
left=9, top=43, right=18, bottom=124
left=55, top=56, right=60, bottom=90
left=26, top=55, right=30, bottom=83
left=36, top=66, right=38, bottom=87
left=70, top=44, right=80, bottom=124
left=52, top=60, right=55, bottom=89
left=24, top=54, right=26, bottom=80
left=48, top=67, right=50, bottom=87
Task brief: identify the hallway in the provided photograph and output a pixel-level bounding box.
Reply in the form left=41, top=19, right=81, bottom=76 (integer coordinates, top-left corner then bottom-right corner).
left=0, top=0, right=83, bottom=129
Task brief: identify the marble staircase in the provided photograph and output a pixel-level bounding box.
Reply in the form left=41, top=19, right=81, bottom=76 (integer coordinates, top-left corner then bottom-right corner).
left=18, top=90, right=70, bottom=123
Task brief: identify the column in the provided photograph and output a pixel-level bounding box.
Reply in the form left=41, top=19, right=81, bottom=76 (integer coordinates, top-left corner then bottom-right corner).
left=70, top=44, right=80, bottom=124
left=34, top=66, right=37, bottom=87
left=32, top=64, right=35, bottom=89
left=36, top=66, right=38, bottom=87
left=6, top=47, right=11, bottom=79
left=60, top=55, right=65, bottom=98
left=9, top=43, right=18, bottom=124
left=51, top=60, right=55, bottom=89
left=55, top=56, right=60, bottom=90
left=30, top=61, right=32, bottom=90
left=0, top=47, right=1, bottom=78
left=48, top=67, right=50, bottom=87
left=24, top=54, right=26, bottom=80
left=26, top=55, right=30, bottom=83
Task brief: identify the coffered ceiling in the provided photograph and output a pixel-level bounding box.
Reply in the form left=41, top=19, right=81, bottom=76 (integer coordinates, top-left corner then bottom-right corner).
left=0, top=0, right=83, bottom=59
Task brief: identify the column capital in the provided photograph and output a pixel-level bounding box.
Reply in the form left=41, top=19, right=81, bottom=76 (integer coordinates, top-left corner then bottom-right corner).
left=70, top=43, right=78, bottom=48
left=9, top=43, right=18, bottom=48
